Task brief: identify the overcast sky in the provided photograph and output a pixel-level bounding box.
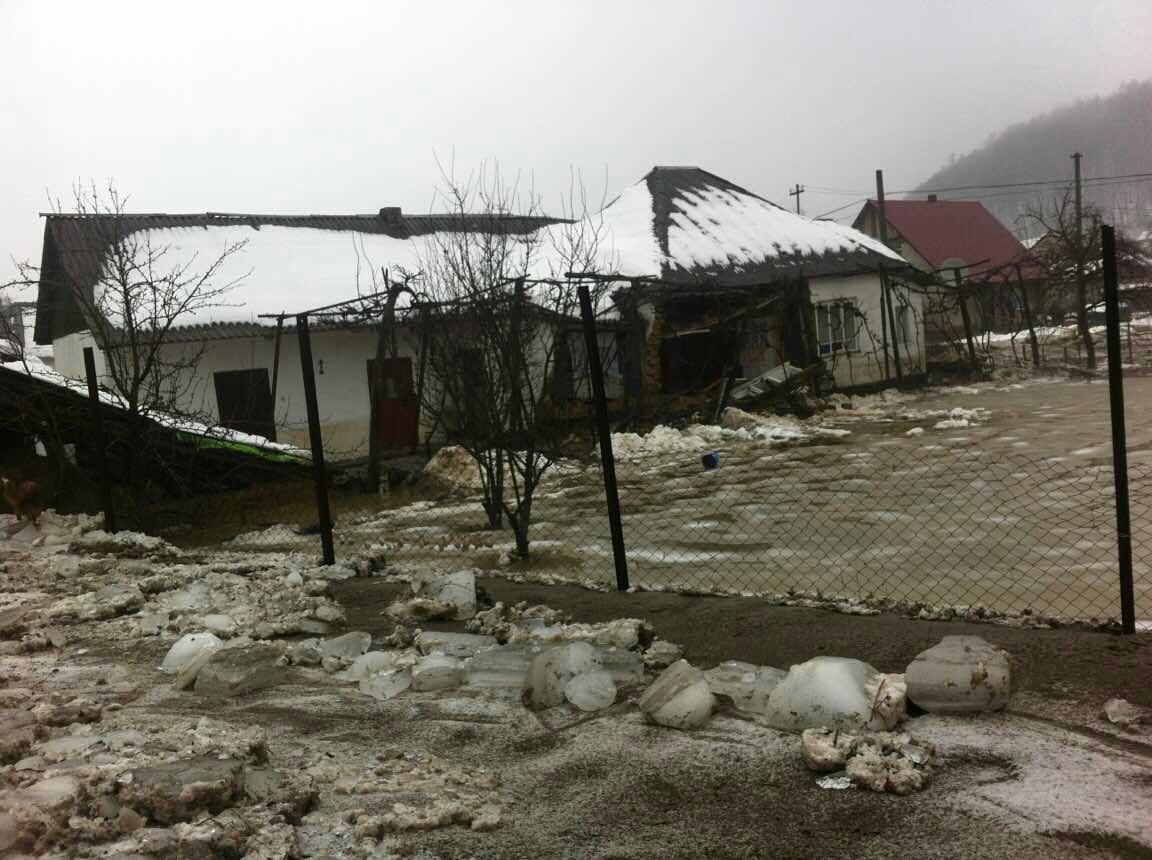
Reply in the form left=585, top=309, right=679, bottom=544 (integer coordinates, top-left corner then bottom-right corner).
left=2, top=0, right=1150, bottom=285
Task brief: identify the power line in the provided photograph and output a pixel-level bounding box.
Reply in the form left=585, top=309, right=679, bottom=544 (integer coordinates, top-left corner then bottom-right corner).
left=812, top=198, right=867, bottom=219
left=807, top=171, right=1152, bottom=197
left=809, top=175, right=1152, bottom=220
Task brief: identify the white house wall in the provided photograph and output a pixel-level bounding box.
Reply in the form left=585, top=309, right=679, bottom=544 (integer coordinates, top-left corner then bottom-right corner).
left=52, top=331, right=108, bottom=384
left=55, top=327, right=423, bottom=458
left=808, top=273, right=925, bottom=389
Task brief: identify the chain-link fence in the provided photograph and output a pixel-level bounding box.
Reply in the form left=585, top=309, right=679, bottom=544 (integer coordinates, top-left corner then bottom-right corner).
left=309, top=439, right=1147, bottom=626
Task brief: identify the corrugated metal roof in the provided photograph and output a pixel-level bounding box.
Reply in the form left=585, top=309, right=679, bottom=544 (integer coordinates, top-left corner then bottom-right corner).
left=34, top=211, right=563, bottom=345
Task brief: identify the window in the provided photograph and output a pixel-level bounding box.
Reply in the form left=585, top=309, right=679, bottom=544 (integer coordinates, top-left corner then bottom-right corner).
left=815, top=301, right=859, bottom=356
left=213, top=369, right=276, bottom=441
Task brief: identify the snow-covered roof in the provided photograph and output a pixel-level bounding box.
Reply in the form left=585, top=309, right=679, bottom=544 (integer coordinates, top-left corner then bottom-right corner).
left=36, top=168, right=904, bottom=342
left=35, top=211, right=556, bottom=343
left=588, top=167, right=903, bottom=284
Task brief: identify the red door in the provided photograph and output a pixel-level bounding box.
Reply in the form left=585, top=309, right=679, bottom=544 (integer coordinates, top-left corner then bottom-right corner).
left=367, top=358, right=419, bottom=450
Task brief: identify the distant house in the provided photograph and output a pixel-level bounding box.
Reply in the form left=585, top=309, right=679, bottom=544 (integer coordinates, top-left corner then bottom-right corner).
left=591, top=167, right=922, bottom=394
left=852, top=196, right=1033, bottom=340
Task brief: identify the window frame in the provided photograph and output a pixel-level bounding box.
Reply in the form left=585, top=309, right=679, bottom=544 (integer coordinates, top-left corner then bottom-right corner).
left=815, top=299, right=860, bottom=357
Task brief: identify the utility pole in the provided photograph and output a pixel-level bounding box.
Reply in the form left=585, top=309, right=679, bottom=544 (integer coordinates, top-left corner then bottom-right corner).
left=875, top=169, right=902, bottom=381
left=788, top=184, right=805, bottom=215
left=1072, top=151, right=1095, bottom=368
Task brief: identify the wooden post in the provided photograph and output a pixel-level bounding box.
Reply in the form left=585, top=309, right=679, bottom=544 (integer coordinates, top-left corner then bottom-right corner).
left=296, top=314, right=335, bottom=565
left=270, top=314, right=285, bottom=403
left=954, top=269, right=979, bottom=373
left=578, top=284, right=629, bottom=591
left=1014, top=264, right=1041, bottom=369
left=884, top=272, right=904, bottom=381
left=82, top=347, right=116, bottom=533
left=874, top=171, right=894, bottom=380
left=1101, top=225, right=1135, bottom=634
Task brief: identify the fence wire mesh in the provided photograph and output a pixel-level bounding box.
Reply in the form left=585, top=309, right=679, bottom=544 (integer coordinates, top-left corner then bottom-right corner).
left=306, top=439, right=1149, bottom=626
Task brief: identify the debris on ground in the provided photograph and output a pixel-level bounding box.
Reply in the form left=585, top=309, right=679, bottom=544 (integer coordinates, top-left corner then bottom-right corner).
left=801, top=728, right=936, bottom=795
left=905, top=636, right=1012, bottom=713
left=6, top=506, right=1138, bottom=854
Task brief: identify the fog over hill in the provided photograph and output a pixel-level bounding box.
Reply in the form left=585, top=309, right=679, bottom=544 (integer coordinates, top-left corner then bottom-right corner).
left=914, top=81, right=1152, bottom=238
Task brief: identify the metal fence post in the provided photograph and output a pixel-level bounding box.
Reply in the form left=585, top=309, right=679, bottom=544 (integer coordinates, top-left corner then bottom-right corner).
left=82, top=347, right=116, bottom=533
left=578, top=285, right=629, bottom=591
left=296, top=314, right=335, bottom=565
left=1101, top=225, right=1135, bottom=634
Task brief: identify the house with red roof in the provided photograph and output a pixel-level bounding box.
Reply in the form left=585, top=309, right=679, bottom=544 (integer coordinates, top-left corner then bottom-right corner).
left=852, top=196, right=1034, bottom=347
left=852, top=196, right=1029, bottom=282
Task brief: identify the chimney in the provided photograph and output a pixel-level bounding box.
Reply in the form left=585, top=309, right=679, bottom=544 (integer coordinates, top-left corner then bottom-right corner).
left=378, top=206, right=402, bottom=222
left=927, top=194, right=938, bottom=203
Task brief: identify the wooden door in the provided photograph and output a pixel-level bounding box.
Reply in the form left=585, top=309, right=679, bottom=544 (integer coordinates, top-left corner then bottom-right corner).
left=367, top=357, right=418, bottom=450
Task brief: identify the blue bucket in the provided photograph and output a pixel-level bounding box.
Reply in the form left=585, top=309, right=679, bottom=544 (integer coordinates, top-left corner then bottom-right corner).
left=701, top=452, right=720, bottom=470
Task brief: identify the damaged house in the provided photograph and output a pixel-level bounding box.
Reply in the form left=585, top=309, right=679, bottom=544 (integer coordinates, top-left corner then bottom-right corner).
left=587, top=167, right=922, bottom=398
left=31, top=211, right=559, bottom=458
left=29, top=169, right=919, bottom=466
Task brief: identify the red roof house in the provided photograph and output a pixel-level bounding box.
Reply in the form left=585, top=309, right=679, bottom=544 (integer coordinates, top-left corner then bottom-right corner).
left=852, top=196, right=1030, bottom=282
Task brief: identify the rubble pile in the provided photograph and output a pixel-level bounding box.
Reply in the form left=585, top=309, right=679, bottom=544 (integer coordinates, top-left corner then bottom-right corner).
left=801, top=728, right=937, bottom=795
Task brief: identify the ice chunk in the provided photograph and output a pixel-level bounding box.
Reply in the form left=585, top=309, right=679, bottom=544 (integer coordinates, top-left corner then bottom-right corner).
left=599, top=647, right=645, bottom=685
left=194, top=644, right=287, bottom=698
left=1102, top=697, right=1143, bottom=729
left=318, top=631, right=372, bottom=661
left=411, top=570, right=477, bottom=620
left=523, top=642, right=602, bottom=710
left=359, top=668, right=412, bottom=701
left=466, top=644, right=535, bottom=692
left=904, top=636, right=1011, bottom=713
left=705, top=661, right=786, bottom=717
left=159, top=633, right=222, bottom=674
left=339, top=650, right=415, bottom=682
left=410, top=654, right=465, bottom=691
left=415, top=631, right=497, bottom=658
left=564, top=670, right=617, bottom=712
left=201, top=614, right=235, bottom=636
left=643, top=640, right=684, bottom=670
left=638, top=660, right=715, bottom=730
left=816, top=773, right=853, bottom=790
left=764, top=657, right=905, bottom=733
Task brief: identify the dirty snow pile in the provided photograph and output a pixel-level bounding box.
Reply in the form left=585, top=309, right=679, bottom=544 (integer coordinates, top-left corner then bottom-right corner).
left=422, top=445, right=579, bottom=495
left=825, top=387, right=993, bottom=433
left=610, top=407, right=844, bottom=460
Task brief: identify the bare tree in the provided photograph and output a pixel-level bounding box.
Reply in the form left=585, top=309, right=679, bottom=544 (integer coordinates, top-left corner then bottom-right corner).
left=62, top=184, right=249, bottom=419
left=1021, top=190, right=1152, bottom=368
left=412, top=162, right=613, bottom=558
left=1021, top=188, right=1102, bottom=367
left=54, top=184, right=249, bottom=516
